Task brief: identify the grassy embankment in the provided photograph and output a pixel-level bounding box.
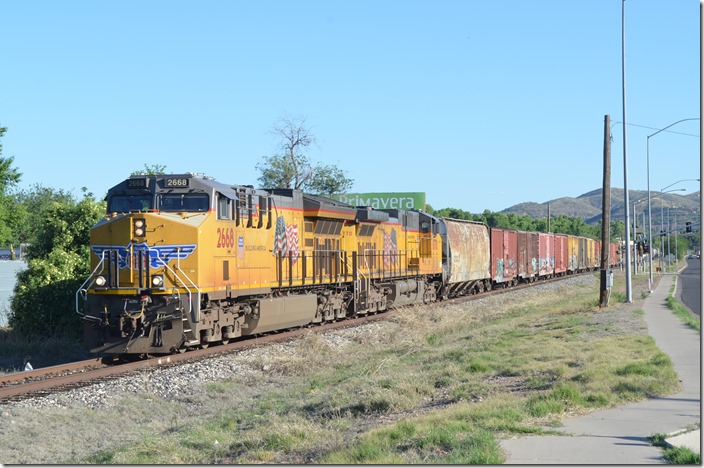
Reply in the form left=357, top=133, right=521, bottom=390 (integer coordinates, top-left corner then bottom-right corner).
left=64, top=272, right=682, bottom=464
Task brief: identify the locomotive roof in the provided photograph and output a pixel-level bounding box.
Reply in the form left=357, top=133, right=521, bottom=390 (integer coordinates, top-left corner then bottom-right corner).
left=110, top=173, right=256, bottom=198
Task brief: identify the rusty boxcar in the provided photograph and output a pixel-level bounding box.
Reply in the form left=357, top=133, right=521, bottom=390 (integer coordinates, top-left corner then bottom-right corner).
left=440, top=218, right=491, bottom=296
left=490, top=228, right=518, bottom=287
left=517, top=231, right=539, bottom=282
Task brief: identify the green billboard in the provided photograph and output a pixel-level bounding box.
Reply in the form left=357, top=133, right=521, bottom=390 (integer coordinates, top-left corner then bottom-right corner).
left=330, top=192, right=426, bottom=211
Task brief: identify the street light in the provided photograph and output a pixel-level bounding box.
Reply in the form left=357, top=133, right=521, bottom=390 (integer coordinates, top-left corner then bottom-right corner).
left=631, top=189, right=684, bottom=277
left=633, top=198, right=645, bottom=274
left=657, top=183, right=697, bottom=273
left=620, top=0, right=632, bottom=302
left=646, top=118, right=700, bottom=291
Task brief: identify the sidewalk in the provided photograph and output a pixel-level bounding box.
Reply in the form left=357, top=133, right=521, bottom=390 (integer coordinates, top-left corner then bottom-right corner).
left=500, top=274, right=701, bottom=464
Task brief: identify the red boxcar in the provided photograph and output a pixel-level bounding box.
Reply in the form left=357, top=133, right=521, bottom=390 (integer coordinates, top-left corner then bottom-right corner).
left=554, top=234, right=568, bottom=275
left=517, top=231, right=538, bottom=282
left=538, top=233, right=555, bottom=277
left=609, top=242, right=619, bottom=268
left=490, top=228, right=518, bottom=286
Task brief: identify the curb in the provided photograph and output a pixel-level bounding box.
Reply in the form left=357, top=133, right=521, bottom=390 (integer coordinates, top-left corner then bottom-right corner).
left=664, top=429, right=701, bottom=454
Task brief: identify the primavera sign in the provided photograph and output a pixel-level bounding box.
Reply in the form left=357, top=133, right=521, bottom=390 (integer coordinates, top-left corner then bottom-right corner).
left=331, top=192, right=426, bottom=211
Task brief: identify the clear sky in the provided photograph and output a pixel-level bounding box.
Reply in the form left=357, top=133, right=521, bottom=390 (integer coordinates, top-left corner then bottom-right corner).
left=0, top=0, right=700, bottom=213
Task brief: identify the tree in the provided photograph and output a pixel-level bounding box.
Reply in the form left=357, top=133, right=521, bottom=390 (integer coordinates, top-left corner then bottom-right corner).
left=10, top=185, right=75, bottom=249
left=9, top=191, right=106, bottom=338
left=0, top=126, right=23, bottom=247
left=131, top=164, right=167, bottom=176
left=306, top=162, right=354, bottom=195
left=256, top=114, right=354, bottom=195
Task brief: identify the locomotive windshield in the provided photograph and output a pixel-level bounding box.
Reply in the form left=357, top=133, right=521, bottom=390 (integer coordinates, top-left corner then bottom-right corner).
left=158, top=193, right=209, bottom=212
left=108, top=195, right=154, bottom=212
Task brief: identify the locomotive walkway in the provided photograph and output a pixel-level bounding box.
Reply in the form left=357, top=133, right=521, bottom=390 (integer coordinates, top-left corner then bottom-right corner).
left=500, top=272, right=701, bottom=464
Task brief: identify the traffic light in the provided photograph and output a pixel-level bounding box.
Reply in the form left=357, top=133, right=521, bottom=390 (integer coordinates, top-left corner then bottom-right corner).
left=685, top=222, right=692, bottom=233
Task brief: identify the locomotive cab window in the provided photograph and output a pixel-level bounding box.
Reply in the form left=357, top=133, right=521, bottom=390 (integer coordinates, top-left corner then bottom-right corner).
left=108, top=195, right=153, bottom=213
left=217, top=194, right=233, bottom=220
left=159, top=193, right=209, bottom=212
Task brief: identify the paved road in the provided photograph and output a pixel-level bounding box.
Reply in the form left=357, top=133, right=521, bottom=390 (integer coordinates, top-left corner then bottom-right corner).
left=678, top=257, right=701, bottom=316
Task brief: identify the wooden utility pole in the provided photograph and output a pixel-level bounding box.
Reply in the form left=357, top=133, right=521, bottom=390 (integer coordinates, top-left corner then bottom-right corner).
left=600, top=115, right=612, bottom=307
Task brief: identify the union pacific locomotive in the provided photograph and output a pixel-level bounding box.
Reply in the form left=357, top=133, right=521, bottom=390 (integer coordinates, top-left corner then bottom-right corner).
left=76, top=173, right=619, bottom=356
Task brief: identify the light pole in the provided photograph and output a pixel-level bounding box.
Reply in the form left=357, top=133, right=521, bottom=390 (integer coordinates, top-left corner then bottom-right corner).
left=620, top=0, right=632, bottom=302
left=657, top=183, right=697, bottom=273
left=631, top=189, right=685, bottom=280
left=674, top=210, right=678, bottom=265
left=667, top=208, right=671, bottom=267
left=646, top=119, right=700, bottom=291
left=633, top=198, right=644, bottom=274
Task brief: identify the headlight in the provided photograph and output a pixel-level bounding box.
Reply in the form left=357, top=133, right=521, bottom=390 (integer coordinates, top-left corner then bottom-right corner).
left=94, top=276, right=107, bottom=287
left=151, top=275, right=164, bottom=287
left=133, top=218, right=146, bottom=237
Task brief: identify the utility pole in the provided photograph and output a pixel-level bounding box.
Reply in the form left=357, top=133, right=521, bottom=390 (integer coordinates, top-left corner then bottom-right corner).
left=600, top=115, right=612, bottom=307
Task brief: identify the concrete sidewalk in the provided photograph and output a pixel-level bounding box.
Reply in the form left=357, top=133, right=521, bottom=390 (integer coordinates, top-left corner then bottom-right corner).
left=500, top=274, right=701, bottom=464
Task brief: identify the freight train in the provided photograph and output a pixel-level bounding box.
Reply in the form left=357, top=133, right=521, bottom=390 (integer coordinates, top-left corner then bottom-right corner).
left=76, top=173, right=620, bottom=356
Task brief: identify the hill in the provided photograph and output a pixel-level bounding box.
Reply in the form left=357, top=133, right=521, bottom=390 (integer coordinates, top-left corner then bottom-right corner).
left=502, top=188, right=701, bottom=229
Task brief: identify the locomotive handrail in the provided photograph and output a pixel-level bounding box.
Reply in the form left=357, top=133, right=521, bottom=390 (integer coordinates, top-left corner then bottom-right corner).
left=338, top=250, right=365, bottom=284
left=148, top=247, right=201, bottom=321
left=75, top=250, right=110, bottom=320
left=362, top=248, right=420, bottom=279
left=338, top=251, right=368, bottom=302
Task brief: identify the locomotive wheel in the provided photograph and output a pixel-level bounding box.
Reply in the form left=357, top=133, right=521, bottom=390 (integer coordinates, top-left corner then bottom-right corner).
left=221, top=339, right=229, bottom=345
left=199, top=342, right=209, bottom=349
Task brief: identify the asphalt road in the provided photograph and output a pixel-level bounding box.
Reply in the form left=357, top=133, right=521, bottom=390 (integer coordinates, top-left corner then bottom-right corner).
left=678, top=257, right=701, bottom=316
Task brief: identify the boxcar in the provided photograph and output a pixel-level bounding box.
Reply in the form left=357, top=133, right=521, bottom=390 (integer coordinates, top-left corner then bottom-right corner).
left=517, top=231, right=538, bottom=282
left=567, top=235, right=579, bottom=273
left=554, top=234, right=568, bottom=276
left=490, top=228, right=518, bottom=286
left=441, top=218, right=491, bottom=296
left=585, top=238, right=596, bottom=271
left=578, top=237, right=588, bottom=271
left=609, top=242, right=619, bottom=268
left=538, top=233, right=555, bottom=278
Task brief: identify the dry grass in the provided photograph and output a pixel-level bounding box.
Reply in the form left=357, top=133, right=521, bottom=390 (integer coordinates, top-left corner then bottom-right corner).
left=0, top=271, right=680, bottom=464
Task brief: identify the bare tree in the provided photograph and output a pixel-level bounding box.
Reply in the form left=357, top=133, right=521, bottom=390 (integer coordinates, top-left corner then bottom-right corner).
left=257, top=114, right=353, bottom=195
left=272, top=114, right=316, bottom=189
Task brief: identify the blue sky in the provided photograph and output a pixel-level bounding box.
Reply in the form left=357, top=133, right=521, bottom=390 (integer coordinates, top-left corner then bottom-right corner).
left=0, top=0, right=700, bottom=213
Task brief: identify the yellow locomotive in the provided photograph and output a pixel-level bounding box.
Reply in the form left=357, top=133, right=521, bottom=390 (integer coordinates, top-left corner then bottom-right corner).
left=77, top=173, right=444, bottom=355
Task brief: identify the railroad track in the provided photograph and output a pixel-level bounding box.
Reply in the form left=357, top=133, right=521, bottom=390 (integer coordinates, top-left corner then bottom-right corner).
left=0, top=272, right=592, bottom=403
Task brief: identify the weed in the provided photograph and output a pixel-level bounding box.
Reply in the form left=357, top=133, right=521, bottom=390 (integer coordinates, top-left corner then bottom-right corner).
left=665, top=296, right=700, bottom=332
left=650, top=433, right=702, bottom=464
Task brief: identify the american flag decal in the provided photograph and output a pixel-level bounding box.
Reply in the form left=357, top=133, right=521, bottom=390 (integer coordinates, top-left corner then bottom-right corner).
left=274, top=215, right=299, bottom=264
left=383, top=228, right=398, bottom=268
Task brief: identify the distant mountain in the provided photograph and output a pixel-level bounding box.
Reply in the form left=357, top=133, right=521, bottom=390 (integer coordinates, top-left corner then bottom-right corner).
left=501, top=188, right=701, bottom=230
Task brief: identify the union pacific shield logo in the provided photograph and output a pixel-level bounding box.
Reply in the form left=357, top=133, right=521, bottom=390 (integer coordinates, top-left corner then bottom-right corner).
left=91, top=243, right=197, bottom=269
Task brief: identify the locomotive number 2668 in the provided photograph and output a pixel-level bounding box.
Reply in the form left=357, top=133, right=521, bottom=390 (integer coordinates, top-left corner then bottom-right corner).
left=217, top=227, right=235, bottom=248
